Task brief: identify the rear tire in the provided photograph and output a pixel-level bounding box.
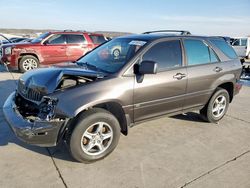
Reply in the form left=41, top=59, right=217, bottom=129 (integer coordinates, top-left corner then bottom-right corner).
left=69, top=108, right=121, bottom=163
left=200, top=88, right=229, bottom=123
left=19, top=55, right=39, bottom=73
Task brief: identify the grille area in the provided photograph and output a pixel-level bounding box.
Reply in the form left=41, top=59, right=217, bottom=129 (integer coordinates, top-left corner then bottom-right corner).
left=18, top=80, right=43, bottom=102
left=15, top=93, right=39, bottom=117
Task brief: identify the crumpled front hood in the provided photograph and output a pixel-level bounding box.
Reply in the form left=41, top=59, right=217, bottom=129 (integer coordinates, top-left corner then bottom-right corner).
left=19, top=66, right=105, bottom=94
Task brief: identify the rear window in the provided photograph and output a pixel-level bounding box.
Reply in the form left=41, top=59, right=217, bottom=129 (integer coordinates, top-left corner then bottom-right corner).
left=89, top=35, right=106, bottom=44
left=210, top=39, right=238, bottom=59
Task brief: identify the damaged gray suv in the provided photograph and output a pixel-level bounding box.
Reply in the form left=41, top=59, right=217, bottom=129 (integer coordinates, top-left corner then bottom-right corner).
left=3, top=30, right=242, bottom=162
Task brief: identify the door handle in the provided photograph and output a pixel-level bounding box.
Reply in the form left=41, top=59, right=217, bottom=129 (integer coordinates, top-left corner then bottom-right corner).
left=173, top=73, right=186, bottom=80
left=214, top=67, right=223, bottom=72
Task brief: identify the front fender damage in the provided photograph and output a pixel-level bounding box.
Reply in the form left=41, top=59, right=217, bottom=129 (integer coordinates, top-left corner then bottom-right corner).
left=8, top=67, right=107, bottom=146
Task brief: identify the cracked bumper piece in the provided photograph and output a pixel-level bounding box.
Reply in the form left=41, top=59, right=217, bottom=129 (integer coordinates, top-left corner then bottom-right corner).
left=3, top=92, right=66, bottom=147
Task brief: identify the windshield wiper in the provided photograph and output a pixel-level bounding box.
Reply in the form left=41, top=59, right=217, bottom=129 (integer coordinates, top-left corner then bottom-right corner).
left=76, top=62, right=109, bottom=73
left=77, top=61, right=96, bottom=69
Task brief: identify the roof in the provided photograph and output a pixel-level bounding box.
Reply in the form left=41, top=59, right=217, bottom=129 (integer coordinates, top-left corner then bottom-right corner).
left=47, top=30, right=103, bottom=35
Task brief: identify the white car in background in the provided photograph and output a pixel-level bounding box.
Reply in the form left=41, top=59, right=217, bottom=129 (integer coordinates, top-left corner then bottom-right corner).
left=231, top=37, right=250, bottom=59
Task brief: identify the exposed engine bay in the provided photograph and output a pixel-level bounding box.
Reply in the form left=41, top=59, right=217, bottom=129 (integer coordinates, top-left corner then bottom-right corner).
left=57, top=75, right=94, bottom=90
left=15, top=74, right=97, bottom=122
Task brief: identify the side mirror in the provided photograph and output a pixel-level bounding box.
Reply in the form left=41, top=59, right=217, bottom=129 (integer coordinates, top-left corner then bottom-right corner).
left=138, top=61, right=157, bottom=74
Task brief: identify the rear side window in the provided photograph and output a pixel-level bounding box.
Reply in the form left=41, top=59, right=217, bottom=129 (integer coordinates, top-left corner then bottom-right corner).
left=89, top=35, right=106, bottom=44
left=184, top=39, right=219, bottom=65
left=66, top=34, right=86, bottom=44
left=142, top=40, right=182, bottom=71
left=210, top=39, right=238, bottom=59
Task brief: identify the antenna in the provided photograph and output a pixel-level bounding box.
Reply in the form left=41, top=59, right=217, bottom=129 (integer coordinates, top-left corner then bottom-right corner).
left=3, top=62, right=17, bottom=85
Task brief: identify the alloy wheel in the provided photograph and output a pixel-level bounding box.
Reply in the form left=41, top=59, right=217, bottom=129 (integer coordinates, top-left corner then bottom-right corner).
left=80, top=122, right=113, bottom=156
left=212, top=95, right=227, bottom=118
left=22, top=58, right=38, bottom=71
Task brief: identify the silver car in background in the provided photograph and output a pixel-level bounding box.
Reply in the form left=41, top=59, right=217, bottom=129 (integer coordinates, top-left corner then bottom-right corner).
left=231, top=37, right=250, bottom=59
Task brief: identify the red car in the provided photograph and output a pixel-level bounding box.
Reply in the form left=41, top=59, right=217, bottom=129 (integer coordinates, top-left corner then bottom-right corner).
left=0, top=31, right=107, bottom=72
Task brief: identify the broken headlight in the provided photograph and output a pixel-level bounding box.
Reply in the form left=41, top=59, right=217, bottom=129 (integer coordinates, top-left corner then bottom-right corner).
left=38, top=96, right=58, bottom=121
left=4, top=47, right=12, bottom=55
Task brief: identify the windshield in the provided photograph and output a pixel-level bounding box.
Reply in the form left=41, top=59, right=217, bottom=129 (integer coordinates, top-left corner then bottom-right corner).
left=76, top=38, right=147, bottom=73
left=31, top=32, right=50, bottom=43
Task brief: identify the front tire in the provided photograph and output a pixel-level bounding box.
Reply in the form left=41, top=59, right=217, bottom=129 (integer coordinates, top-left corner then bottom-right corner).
left=200, top=88, right=229, bottom=123
left=19, top=55, right=39, bottom=73
left=69, top=108, right=121, bottom=163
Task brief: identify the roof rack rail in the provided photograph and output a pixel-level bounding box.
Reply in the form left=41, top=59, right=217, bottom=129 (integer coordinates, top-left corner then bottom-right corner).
left=142, top=30, right=191, bottom=35
left=63, top=30, right=74, bottom=32
left=76, top=30, right=87, bottom=32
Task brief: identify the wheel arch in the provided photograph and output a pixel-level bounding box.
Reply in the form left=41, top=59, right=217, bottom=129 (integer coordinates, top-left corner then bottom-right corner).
left=216, top=82, right=234, bottom=103
left=66, top=101, right=130, bottom=137
left=18, top=53, right=40, bottom=65
left=93, top=102, right=129, bottom=135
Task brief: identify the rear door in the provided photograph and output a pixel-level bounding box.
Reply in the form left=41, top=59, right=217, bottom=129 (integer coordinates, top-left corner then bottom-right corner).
left=133, top=39, right=187, bottom=122
left=182, top=39, right=224, bottom=109
left=41, top=34, right=68, bottom=64
left=65, top=34, right=89, bottom=62
left=88, top=34, right=107, bottom=47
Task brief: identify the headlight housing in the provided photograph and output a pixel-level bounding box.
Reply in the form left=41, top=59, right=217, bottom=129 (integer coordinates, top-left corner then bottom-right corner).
left=38, top=96, right=58, bottom=121
left=4, top=47, right=12, bottom=55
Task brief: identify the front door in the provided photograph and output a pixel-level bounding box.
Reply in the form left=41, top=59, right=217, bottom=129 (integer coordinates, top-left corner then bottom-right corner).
left=41, top=34, right=68, bottom=64
left=133, top=39, right=187, bottom=122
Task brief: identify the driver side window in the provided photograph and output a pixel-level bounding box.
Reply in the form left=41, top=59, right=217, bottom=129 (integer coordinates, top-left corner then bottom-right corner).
left=46, top=34, right=66, bottom=44
left=142, top=40, right=182, bottom=71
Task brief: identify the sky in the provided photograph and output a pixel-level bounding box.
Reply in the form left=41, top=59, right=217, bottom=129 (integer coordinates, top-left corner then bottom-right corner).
left=0, top=0, right=250, bottom=37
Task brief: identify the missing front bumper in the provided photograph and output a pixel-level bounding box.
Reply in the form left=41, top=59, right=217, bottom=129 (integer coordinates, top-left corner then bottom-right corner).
left=3, top=92, right=66, bottom=147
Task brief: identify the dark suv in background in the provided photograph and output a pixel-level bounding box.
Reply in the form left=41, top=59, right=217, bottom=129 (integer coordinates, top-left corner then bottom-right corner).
left=0, top=30, right=107, bottom=72
left=3, top=30, right=242, bottom=163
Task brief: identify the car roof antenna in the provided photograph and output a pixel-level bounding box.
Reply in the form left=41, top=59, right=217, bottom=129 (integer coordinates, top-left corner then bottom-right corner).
left=3, top=62, right=17, bottom=86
